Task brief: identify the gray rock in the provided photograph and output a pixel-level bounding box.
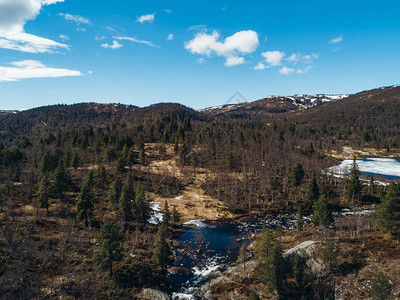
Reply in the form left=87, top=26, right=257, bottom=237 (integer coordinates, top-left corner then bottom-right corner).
left=284, top=240, right=324, bottom=276
left=143, top=288, right=170, bottom=300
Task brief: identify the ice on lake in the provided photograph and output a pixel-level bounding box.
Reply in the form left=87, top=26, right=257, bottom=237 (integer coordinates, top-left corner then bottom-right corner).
left=328, top=157, right=400, bottom=178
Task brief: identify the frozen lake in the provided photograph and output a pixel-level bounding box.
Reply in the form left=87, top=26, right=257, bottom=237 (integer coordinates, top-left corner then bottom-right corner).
left=328, top=156, right=400, bottom=180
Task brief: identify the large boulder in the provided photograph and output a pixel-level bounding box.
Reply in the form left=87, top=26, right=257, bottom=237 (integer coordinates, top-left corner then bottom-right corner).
left=143, top=288, right=170, bottom=300
left=284, top=240, right=324, bottom=276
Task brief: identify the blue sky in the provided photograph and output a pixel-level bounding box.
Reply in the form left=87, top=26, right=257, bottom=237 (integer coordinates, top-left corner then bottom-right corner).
left=0, top=0, right=400, bottom=110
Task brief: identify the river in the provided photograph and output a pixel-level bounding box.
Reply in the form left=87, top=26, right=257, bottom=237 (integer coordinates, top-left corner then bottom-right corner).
left=168, top=215, right=312, bottom=299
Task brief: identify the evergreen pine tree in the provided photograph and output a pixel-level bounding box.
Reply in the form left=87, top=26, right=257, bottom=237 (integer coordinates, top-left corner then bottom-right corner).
left=115, top=156, right=125, bottom=174
left=107, top=178, right=123, bottom=209
left=93, top=222, right=124, bottom=276
left=121, top=145, right=129, bottom=162
left=71, top=151, right=81, bottom=169
left=257, top=241, right=287, bottom=294
left=174, top=138, right=179, bottom=154
left=163, top=200, right=170, bottom=226
left=76, top=182, right=94, bottom=226
left=322, top=234, right=338, bottom=272
left=37, top=174, right=51, bottom=213
left=375, top=182, right=400, bottom=236
left=52, top=160, right=70, bottom=200
left=346, top=157, right=362, bottom=202
left=369, top=175, right=375, bottom=195
left=305, top=176, right=320, bottom=203
left=118, top=174, right=134, bottom=227
left=289, top=163, right=304, bottom=186
left=133, top=182, right=151, bottom=226
left=171, top=205, right=180, bottom=225
left=85, top=169, right=95, bottom=192
left=226, top=151, right=235, bottom=170
left=178, top=143, right=189, bottom=165
left=126, top=147, right=136, bottom=169
left=255, top=227, right=274, bottom=260
left=95, top=164, right=107, bottom=190
left=152, top=224, right=173, bottom=271
left=312, top=195, right=333, bottom=232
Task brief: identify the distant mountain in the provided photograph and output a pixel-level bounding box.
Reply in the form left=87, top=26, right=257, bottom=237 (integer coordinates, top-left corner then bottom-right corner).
left=199, top=94, right=349, bottom=120
left=0, top=110, right=20, bottom=116
left=0, top=102, right=203, bottom=145
left=286, top=86, right=400, bottom=129
left=3, top=85, right=400, bottom=147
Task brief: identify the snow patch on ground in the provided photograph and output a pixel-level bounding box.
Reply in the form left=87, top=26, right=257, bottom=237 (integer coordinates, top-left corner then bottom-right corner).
left=334, top=209, right=374, bottom=217
left=171, top=292, right=195, bottom=300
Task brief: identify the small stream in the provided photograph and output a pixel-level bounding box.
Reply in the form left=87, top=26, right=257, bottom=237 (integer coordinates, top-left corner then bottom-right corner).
left=168, top=215, right=311, bottom=299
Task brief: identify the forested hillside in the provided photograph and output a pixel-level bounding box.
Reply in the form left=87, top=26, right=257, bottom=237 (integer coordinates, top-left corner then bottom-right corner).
left=0, top=86, right=400, bottom=299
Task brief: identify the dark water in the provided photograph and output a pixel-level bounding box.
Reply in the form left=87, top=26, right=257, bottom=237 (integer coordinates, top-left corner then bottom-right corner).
left=168, top=221, right=252, bottom=298
left=167, top=216, right=311, bottom=299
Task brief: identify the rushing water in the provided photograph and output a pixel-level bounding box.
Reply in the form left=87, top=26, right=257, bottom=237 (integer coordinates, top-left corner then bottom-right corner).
left=168, top=215, right=312, bottom=299
left=328, top=156, right=400, bottom=180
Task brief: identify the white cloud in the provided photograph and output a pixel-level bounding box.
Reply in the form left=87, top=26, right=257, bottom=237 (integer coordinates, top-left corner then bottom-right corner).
left=188, top=25, right=208, bottom=32
left=95, top=35, right=107, bottom=41
left=253, top=62, right=268, bottom=70
left=0, top=31, right=68, bottom=53
left=106, top=26, right=118, bottom=33
left=59, top=34, right=69, bottom=41
left=185, top=30, right=259, bottom=66
left=101, top=40, right=123, bottom=49
left=41, top=0, right=63, bottom=4
left=296, top=65, right=313, bottom=74
left=137, top=13, right=155, bottom=24
left=114, top=36, right=159, bottom=48
left=0, top=60, right=83, bottom=82
left=196, top=58, right=206, bottom=65
left=286, top=53, right=318, bottom=64
left=225, top=56, right=245, bottom=67
left=302, top=53, right=318, bottom=63
left=163, top=9, right=172, bottom=13
left=58, top=13, right=91, bottom=25
left=286, top=53, right=298, bottom=63
left=167, top=33, right=174, bottom=41
left=330, top=35, right=343, bottom=44
left=76, top=27, right=86, bottom=32
left=0, top=0, right=68, bottom=53
left=88, top=70, right=93, bottom=75
left=262, top=51, right=285, bottom=66
left=279, top=66, right=295, bottom=75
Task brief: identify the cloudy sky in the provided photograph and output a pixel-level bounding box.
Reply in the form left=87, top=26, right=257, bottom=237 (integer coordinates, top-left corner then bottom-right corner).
left=1, top=0, right=400, bottom=110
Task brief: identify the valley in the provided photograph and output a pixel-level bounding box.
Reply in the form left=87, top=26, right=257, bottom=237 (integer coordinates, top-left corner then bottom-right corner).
left=1, top=86, right=400, bottom=299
